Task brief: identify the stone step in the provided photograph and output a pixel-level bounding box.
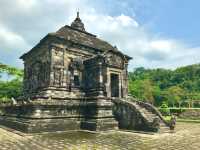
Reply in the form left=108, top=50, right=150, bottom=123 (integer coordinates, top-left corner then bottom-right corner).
left=160, top=121, right=167, bottom=125
left=160, top=122, right=166, bottom=125
left=160, top=124, right=167, bottom=127
left=143, top=114, right=157, bottom=119
left=140, top=110, right=155, bottom=115
left=144, top=112, right=156, bottom=116
left=134, top=103, right=169, bottom=131
left=159, top=128, right=170, bottom=132
left=140, top=108, right=149, bottom=111
left=141, top=114, right=156, bottom=120
left=140, top=109, right=153, bottom=113
left=160, top=126, right=169, bottom=129
left=159, top=129, right=170, bottom=133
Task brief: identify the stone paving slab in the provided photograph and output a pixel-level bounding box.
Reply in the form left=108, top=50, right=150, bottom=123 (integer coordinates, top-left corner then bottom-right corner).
left=0, top=122, right=199, bottom=150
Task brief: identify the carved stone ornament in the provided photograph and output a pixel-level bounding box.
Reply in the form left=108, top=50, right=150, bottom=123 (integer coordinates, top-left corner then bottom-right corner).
left=106, top=53, right=124, bottom=68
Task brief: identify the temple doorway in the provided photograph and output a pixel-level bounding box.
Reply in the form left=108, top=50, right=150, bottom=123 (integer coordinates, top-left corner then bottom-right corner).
left=110, top=73, right=119, bottom=97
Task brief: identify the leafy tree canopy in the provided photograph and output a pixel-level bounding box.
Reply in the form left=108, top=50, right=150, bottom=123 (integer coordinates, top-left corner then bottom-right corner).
left=0, top=63, right=23, bottom=79
left=0, top=63, right=23, bottom=100
left=129, top=64, right=200, bottom=106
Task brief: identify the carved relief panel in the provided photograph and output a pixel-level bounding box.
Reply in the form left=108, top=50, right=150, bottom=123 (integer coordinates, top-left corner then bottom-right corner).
left=53, top=67, right=62, bottom=86
left=105, top=52, right=124, bottom=68
left=84, top=67, right=99, bottom=89
left=68, top=57, right=84, bottom=89
left=51, top=46, right=64, bottom=66
left=25, top=61, right=50, bottom=93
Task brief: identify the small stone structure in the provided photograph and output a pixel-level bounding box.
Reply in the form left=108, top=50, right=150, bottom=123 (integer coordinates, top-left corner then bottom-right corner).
left=0, top=12, right=169, bottom=133
left=21, top=12, right=130, bottom=99
left=179, top=109, right=200, bottom=120
left=112, top=98, right=169, bottom=132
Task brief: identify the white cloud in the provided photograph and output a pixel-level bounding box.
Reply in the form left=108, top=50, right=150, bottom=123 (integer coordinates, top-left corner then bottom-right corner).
left=116, top=14, right=139, bottom=27
left=0, top=0, right=199, bottom=70
left=81, top=11, right=200, bottom=69
left=16, top=0, right=37, bottom=10
left=0, top=24, right=29, bottom=50
left=0, top=23, right=30, bottom=67
left=150, top=40, right=173, bottom=52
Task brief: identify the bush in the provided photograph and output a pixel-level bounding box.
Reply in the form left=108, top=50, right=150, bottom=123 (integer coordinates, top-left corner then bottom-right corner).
left=0, top=97, right=11, bottom=103
left=159, top=102, right=170, bottom=116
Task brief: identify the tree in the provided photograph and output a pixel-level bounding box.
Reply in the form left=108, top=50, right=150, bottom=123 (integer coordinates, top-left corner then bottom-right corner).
left=129, top=79, right=156, bottom=104
left=0, top=62, right=23, bottom=100
left=128, top=64, right=200, bottom=107
left=0, top=79, right=22, bottom=99
left=0, top=63, right=23, bottom=78
left=162, top=86, right=185, bottom=107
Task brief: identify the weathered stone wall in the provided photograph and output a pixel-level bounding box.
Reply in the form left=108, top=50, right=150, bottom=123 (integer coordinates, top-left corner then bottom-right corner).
left=83, top=52, right=129, bottom=98
left=23, top=39, right=51, bottom=96
left=112, top=98, right=167, bottom=132
left=122, top=63, right=129, bottom=98
left=0, top=100, right=84, bottom=133
left=83, top=56, right=104, bottom=97
left=104, top=51, right=128, bottom=98
left=133, top=99, right=168, bottom=125
left=0, top=97, right=118, bottom=133
left=22, top=34, right=130, bottom=100
left=49, top=42, right=94, bottom=89
left=113, top=99, right=143, bottom=130
left=179, top=109, right=200, bottom=120
left=22, top=34, right=101, bottom=98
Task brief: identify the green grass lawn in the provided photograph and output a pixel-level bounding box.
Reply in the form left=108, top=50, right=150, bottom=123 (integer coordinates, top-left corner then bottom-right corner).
left=163, top=115, right=200, bottom=123
left=176, top=119, right=200, bottom=123
left=159, top=107, right=200, bottom=123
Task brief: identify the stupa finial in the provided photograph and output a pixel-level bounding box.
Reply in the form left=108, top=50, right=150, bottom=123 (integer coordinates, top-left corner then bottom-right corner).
left=71, top=10, right=85, bottom=31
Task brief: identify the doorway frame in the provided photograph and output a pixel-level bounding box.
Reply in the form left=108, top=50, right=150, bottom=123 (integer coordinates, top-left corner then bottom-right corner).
left=110, top=73, right=120, bottom=97
left=106, top=68, right=122, bottom=98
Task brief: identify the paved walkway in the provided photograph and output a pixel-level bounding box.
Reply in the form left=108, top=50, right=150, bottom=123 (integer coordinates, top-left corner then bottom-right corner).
left=0, top=122, right=199, bottom=150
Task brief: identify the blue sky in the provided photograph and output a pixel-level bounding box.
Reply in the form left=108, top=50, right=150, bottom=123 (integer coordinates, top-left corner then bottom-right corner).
left=0, top=0, right=200, bottom=70
left=97, top=0, right=200, bottom=45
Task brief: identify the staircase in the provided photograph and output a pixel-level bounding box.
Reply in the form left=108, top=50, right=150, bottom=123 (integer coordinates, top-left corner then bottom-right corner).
left=135, top=104, right=169, bottom=133
left=112, top=98, right=170, bottom=132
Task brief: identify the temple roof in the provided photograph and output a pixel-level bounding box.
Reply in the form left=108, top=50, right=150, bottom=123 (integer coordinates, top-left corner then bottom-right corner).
left=20, top=12, right=132, bottom=60
left=55, top=25, right=117, bottom=52
left=54, top=12, right=132, bottom=55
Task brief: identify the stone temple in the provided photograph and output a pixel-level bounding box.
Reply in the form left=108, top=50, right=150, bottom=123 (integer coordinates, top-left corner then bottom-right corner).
left=0, top=12, right=169, bottom=133
left=21, top=12, right=131, bottom=101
